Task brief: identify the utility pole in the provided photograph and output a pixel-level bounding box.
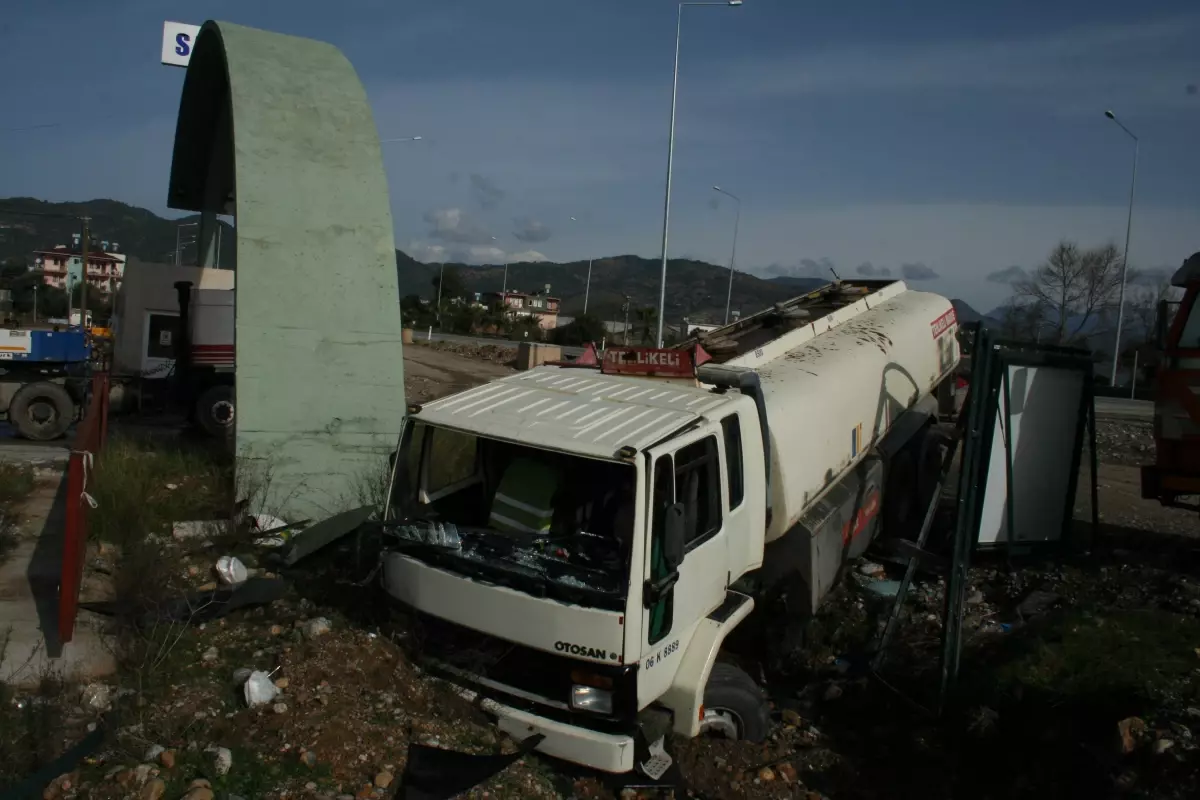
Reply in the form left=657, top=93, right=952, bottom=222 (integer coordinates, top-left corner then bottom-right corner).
left=436, top=262, right=445, bottom=326
left=622, top=296, right=631, bottom=345
left=32, top=283, right=38, bottom=324
left=79, top=216, right=90, bottom=329
left=583, top=259, right=593, bottom=315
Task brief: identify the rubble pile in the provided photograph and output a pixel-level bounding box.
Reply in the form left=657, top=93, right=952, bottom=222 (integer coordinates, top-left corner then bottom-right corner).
left=417, top=340, right=516, bottom=367
left=1093, top=418, right=1154, bottom=467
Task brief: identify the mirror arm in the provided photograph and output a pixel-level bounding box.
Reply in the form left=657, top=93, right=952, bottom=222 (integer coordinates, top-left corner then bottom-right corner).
left=642, top=572, right=680, bottom=608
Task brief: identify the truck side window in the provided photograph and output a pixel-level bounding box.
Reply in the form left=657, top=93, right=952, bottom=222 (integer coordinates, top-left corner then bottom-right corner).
left=674, top=436, right=722, bottom=548
left=648, top=455, right=675, bottom=644
left=426, top=426, right=478, bottom=493
left=721, top=415, right=744, bottom=510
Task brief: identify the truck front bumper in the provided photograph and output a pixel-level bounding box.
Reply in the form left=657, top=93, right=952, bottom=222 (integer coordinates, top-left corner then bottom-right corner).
left=449, top=684, right=637, bottom=774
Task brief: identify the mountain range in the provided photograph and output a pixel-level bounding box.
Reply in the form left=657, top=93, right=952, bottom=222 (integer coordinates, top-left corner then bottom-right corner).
left=0, top=197, right=988, bottom=324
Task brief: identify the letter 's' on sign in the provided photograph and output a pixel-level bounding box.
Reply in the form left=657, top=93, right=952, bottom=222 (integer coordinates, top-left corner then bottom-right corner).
left=162, top=21, right=202, bottom=68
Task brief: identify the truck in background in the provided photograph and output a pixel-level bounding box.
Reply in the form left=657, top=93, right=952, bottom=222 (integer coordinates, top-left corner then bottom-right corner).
left=378, top=278, right=960, bottom=775
left=1142, top=251, right=1200, bottom=510
left=0, top=326, right=92, bottom=440
left=108, top=260, right=235, bottom=439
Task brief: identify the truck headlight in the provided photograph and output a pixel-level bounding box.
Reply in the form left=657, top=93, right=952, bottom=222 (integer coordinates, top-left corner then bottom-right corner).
left=570, top=685, right=614, bottom=715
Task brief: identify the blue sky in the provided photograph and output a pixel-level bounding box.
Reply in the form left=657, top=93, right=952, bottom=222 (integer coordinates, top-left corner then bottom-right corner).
left=2, top=0, right=1198, bottom=312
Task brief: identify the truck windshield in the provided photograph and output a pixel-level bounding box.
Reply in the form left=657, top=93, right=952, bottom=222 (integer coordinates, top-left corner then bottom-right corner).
left=385, top=420, right=636, bottom=611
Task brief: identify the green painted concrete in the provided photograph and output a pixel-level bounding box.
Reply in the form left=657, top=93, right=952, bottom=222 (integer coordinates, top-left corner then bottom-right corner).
left=168, top=20, right=405, bottom=520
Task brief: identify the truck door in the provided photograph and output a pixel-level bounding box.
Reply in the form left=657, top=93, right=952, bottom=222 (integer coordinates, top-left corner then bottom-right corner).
left=639, top=425, right=729, bottom=695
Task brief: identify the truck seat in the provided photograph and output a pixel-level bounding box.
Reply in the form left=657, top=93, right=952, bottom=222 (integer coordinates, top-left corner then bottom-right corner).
left=488, top=457, right=559, bottom=536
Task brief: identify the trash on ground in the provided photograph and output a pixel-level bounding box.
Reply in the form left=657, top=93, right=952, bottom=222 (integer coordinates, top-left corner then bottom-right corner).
left=244, top=670, right=280, bottom=707
left=281, top=505, right=373, bottom=565
left=172, top=520, right=225, bottom=541
left=79, top=577, right=287, bottom=625
left=215, top=555, right=248, bottom=585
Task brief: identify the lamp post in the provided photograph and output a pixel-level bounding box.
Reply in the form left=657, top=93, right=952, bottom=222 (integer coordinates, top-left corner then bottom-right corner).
left=655, top=0, right=744, bottom=347
left=379, top=136, right=424, bottom=143
left=1104, top=109, right=1139, bottom=387
left=570, top=216, right=594, bottom=315
left=713, top=185, right=741, bottom=325
left=175, top=221, right=199, bottom=266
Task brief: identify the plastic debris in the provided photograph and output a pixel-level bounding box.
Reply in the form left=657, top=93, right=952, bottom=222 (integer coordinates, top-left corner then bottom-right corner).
left=172, top=520, right=225, bottom=541
left=639, top=736, right=673, bottom=781
left=397, top=521, right=461, bottom=549
left=243, top=671, right=280, bottom=707
left=251, top=514, right=294, bottom=547
left=215, top=556, right=248, bottom=585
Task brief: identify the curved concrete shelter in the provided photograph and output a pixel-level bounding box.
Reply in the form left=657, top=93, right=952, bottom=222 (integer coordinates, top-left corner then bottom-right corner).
left=168, top=20, right=405, bottom=519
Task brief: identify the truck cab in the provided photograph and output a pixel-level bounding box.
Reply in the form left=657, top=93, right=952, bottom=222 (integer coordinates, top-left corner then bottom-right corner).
left=1142, top=252, right=1200, bottom=508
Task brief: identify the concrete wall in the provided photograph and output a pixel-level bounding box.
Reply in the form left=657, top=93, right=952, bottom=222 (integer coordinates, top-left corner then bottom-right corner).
left=111, top=260, right=234, bottom=375
left=167, top=21, right=406, bottom=520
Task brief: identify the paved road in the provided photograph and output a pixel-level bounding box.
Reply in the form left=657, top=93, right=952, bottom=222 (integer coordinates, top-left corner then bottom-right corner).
left=420, top=331, right=585, bottom=358
left=1094, top=396, right=1153, bottom=422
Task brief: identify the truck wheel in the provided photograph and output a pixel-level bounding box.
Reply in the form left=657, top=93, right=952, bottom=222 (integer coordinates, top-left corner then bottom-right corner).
left=699, top=662, right=770, bottom=742
left=195, top=384, right=235, bottom=438
left=10, top=382, right=74, bottom=441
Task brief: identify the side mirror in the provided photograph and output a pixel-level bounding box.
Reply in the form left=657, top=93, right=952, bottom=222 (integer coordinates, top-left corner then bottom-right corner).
left=663, top=502, right=685, bottom=570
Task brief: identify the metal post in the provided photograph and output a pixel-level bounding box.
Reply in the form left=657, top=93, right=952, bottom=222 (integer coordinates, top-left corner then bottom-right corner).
left=655, top=2, right=742, bottom=347
left=584, top=258, right=593, bottom=315
left=33, top=283, right=38, bottom=323
left=1130, top=349, right=1139, bottom=399
left=1106, top=111, right=1139, bottom=386
left=79, top=217, right=89, bottom=329
left=216, top=224, right=222, bottom=269
left=714, top=186, right=741, bottom=325
left=436, top=262, right=445, bottom=326
left=655, top=4, right=684, bottom=349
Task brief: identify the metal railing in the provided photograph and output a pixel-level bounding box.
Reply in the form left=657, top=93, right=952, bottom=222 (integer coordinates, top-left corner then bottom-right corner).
left=58, top=372, right=110, bottom=644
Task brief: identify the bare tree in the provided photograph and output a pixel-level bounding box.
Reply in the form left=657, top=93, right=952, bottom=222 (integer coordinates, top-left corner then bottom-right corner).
left=1014, top=240, right=1124, bottom=345
left=995, top=296, right=1047, bottom=342
left=1125, top=272, right=1176, bottom=348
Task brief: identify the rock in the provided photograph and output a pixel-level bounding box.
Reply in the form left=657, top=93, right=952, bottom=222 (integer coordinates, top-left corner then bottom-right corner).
left=274, top=677, right=289, bottom=689
left=133, top=763, right=154, bottom=785
left=143, top=744, right=165, bottom=762
left=212, top=746, right=233, bottom=775
left=80, top=683, right=112, bottom=711
left=757, top=766, right=776, bottom=782
left=823, top=684, right=843, bottom=701
left=301, top=750, right=318, bottom=768
left=858, top=561, right=885, bottom=577
left=1114, top=770, right=1138, bottom=790
left=1118, top=717, right=1146, bottom=754
left=201, top=646, right=218, bottom=663
left=196, top=582, right=217, bottom=592
left=188, top=779, right=212, bottom=790
left=1154, top=738, right=1175, bottom=755
left=182, top=789, right=215, bottom=800
left=187, top=565, right=200, bottom=577
left=374, top=770, right=395, bottom=789
left=269, top=624, right=284, bottom=636
left=966, top=589, right=985, bottom=605
left=777, top=762, right=798, bottom=783
left=781, top=708, right=803, bottom=727
left=139, top=778, right=166, bottom=800
left=1017, top=590, right=1059, bottom=619
left=273, top=702, right=289, bottom=714
left=302, top=617, right=333, bottom=638
left=159, top=750, right=176, bottom=769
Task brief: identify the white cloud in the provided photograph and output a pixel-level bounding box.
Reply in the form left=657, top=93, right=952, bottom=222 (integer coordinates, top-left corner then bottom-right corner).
left=423, top=208, right=495, bottom=245
left=509, top=250, right=548, bottom=263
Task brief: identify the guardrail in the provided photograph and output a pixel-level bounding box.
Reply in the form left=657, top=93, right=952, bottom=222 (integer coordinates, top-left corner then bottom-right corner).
left=58, top=372, right=110, bottom=645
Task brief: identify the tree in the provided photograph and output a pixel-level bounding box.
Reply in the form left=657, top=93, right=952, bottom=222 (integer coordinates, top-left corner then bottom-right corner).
left=552, top=313, right=606, bottom=346
left=1014, top=241, right=1124, bottom=345
left=994, top=297, right=1048, bottom=343
left=430, top=267, right=468, bottom=310
left=1126, top=273, right=1176, bottom=349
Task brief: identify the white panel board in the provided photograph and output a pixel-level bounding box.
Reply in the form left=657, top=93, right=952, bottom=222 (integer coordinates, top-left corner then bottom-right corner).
left=162, top=22, right=202, bottom=67
left=977, top=365, right=1084, bottom=546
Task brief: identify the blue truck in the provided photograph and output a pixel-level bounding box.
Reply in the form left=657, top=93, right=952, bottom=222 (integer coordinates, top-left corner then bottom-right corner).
left=0, top=326, right=92, bottom=440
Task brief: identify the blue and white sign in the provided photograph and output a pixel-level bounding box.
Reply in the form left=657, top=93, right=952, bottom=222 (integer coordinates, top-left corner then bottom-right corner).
left=162, top=21, right=202, bottom=68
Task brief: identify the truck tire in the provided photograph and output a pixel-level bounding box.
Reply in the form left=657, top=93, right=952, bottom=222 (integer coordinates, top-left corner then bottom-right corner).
left=699, top=662, right=770, bottom=742
left=9, top=382, right=74, bottom=441
left=194, top=384, right=235, bottom=438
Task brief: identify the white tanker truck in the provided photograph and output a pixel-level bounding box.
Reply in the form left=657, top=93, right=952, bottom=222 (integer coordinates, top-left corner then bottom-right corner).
left=379, top=278, right=960, bottom=775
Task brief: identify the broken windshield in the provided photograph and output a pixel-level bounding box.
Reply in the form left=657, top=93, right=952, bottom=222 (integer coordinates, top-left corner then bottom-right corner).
left=384, top=420, right=636, bottom=610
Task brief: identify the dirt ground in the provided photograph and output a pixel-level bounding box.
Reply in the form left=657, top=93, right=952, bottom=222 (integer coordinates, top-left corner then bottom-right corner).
left=10, top=345, right=1200, bottom=800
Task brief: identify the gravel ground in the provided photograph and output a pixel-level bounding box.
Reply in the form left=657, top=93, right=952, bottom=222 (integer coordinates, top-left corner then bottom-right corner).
left=19, top=358, right=1200, bottom=800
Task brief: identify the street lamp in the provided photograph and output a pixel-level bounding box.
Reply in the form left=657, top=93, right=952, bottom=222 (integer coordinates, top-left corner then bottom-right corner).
left=379, top=135, right=424, bottom=143
left=713, top=185, right=741, bottom=325
left=1104, top=109, right=1139, bottom=387
left=571, top=216, right=594, bottom=315
left=655, top=0, right=745, bottom=347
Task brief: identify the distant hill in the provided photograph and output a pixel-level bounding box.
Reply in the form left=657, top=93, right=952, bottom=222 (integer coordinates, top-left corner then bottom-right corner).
left=0, top=197, right=236, bottom=268
left=395, top=252, right=824, bottom=322
left=951, top=299, right=983, bottom=324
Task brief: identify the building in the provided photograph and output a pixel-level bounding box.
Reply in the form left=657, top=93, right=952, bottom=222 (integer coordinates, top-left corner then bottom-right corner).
left=32, top=236, right=126, bottom=294
left=486, top=290, right=561, bottom=330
